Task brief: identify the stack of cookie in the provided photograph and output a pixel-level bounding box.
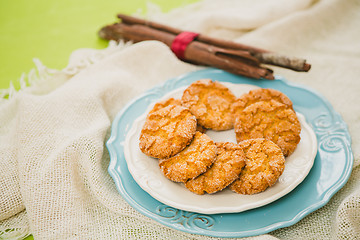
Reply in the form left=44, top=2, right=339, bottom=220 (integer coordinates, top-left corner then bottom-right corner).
left=139, top=79, right=301, bottom=195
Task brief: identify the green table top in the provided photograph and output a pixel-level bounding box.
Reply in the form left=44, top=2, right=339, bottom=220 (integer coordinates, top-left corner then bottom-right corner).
left=0, top=1, right=197, bottom=239
left=0, top=0, right=197, bottom=91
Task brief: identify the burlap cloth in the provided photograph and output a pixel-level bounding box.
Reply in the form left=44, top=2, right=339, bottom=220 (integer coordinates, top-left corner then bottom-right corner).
left=1, top=0, right=359, bottom=239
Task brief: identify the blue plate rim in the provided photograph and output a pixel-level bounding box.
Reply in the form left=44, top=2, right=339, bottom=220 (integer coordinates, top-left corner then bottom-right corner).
left=106, top=68, right=353, bottom=238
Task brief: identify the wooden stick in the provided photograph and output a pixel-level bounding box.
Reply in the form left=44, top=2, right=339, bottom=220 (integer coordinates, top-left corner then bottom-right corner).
left=117, top=14, right=310, bottom=72
left=99, top=23, right=274, bottom=79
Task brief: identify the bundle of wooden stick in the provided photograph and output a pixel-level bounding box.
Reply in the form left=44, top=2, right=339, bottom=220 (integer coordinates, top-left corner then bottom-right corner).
left=98, top=14, right=311, bottom=80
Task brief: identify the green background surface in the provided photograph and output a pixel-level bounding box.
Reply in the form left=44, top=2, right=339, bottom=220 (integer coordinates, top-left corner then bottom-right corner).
left=0, top=0, right=198, bottom=91
left=0, top=1, right=197, bottom=239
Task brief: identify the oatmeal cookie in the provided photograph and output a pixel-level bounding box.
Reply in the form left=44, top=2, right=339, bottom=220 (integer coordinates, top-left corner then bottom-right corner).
left=139, top=105, right=197, bottom=159
left=159, top=132, right=217, bottom=182
left=149, top=98, right=181, bottom=114
left=181, top=79, right=236, bottom=131
left=234, top=100, right=301, bottom=157
left=230, top=138, right=285, bottom=195
left=150, top=97, right=206, bottom=133
left=232, top=88, right=293, bottom=116
left=185, top=142, right=246, bottom=194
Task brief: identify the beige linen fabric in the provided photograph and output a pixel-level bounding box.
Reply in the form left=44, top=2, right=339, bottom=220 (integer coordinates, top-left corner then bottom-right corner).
left=1, top=0, right=359, bottom=239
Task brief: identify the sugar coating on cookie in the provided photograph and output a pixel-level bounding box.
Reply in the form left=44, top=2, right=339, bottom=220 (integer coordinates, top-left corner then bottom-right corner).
left=149, top=98, right=181, bottom=114
left=150, top=97, right=206, bottom=133
left=181, top=79, right=236, bottom=131
left=230, top=138, right=285, bottom=195
left=232, top=88, right=293, bottom=116
left=185, top=142, right=246, bottom=195
left=159, top=132, right=217, bottom=182
left=139, top=105, right=197, bottom=159
left=234, top=100, right=301, bottom=157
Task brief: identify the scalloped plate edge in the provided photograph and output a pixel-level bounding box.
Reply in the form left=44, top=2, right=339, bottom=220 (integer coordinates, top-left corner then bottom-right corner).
left=106, top=68, right=354, bottom=238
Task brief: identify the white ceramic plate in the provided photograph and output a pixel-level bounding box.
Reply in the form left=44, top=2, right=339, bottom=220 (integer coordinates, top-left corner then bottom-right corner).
left=124, top=82, right=317, bottom=214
